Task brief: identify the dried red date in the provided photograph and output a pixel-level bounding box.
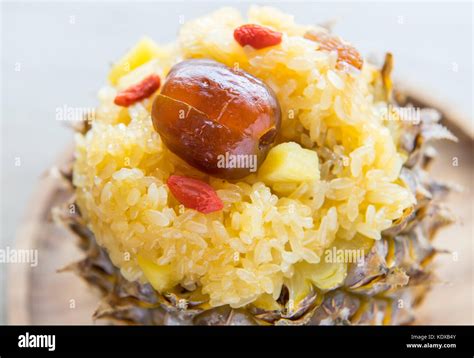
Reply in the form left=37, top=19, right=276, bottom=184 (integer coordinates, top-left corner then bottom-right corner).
left=151, top=59, right=281, bottom=179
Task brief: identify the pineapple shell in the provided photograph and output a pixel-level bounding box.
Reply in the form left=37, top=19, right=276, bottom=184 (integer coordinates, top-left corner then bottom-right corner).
left=54, top=70, right=457, bottom=326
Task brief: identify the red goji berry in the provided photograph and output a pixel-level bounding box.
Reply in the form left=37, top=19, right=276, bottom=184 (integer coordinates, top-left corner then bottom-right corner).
left=304, top=31, right=363, bottom=70
left=234, top=24, right=282, bottom=50
left=167, top=175, right=223, bottom=214
left=114, top=74, right=161, bottom=107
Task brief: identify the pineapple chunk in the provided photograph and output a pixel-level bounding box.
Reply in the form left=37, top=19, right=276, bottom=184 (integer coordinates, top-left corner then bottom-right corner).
left=109, top=37, right=162, bottom=85
left=253, top=293, right=281, bottom=311
left=137, top=255, right=177, bottom=292
left=284, top=272, right=314, bottom=312
left=301, top=261, right=347, bottom=290
left=258, top=142, right=320, bottom=183
left=117, top=59, right=162, bottom=90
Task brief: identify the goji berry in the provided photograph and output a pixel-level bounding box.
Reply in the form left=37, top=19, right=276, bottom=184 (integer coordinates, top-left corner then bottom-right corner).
left=234, top=24, right=282, bottom=50
left=167, top=175, right=223, bottom=214
left=304, top=31, right=363, bottom=70
left=114, top=74, right=161, bottom=107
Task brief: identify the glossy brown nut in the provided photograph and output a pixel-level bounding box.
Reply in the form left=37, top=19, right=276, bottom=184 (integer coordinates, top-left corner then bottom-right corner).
left=151, top=59, right=281, bottom=179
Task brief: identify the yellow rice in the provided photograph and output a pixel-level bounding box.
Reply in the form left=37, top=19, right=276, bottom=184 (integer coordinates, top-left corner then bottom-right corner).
left=73, top=6, right=415, bottom=308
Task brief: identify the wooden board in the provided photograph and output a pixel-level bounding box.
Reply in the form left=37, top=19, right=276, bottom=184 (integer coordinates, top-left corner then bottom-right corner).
left=7, top=89, right=473, bottom=325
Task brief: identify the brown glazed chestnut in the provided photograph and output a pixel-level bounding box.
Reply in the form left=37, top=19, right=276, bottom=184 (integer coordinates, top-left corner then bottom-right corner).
left=151, top=59, right=281, bottom=179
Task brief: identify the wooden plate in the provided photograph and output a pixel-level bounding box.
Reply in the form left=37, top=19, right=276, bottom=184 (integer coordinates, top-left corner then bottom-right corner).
left=7, top=88, right=473, bottom=325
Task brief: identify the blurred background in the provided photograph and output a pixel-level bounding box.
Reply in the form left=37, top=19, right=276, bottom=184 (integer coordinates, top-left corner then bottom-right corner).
left=0, top=0, right=472, bottom=324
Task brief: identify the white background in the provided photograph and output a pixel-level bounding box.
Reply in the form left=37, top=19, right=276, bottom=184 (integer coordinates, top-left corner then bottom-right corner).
left=0, top=0, right=472, bottom=323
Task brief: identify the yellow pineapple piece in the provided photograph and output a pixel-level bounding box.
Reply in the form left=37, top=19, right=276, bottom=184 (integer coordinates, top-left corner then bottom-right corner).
left=258, top=142, right=320, bottom=184
left=117, top=59, right=162, bottom=90
left=283, top=272, right=314, bottom=315
left=137, top=255, right=177, bottom=292
left=300, top=261, right=347, bottom=290
left=109, top=37, right=162, bottom=85
left=253, top=293, right=281, bottom=311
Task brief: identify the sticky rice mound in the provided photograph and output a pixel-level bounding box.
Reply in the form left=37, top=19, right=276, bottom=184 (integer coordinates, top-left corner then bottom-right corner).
left=73, top=6, right=415, bottom=308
